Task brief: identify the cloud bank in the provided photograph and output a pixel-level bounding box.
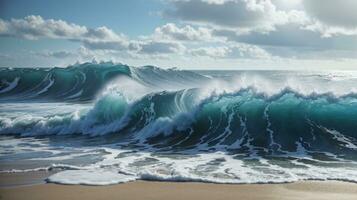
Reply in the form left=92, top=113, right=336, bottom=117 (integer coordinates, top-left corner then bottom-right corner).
left=0, top=0, right=356, bottom=69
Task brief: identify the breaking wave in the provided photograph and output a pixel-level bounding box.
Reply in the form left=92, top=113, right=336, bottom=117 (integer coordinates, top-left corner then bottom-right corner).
left=1, top=62, right=357, bottom=185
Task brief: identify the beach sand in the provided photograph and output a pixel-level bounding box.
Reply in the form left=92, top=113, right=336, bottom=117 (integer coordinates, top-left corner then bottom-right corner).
left=1, top=172, right=357, bottom=200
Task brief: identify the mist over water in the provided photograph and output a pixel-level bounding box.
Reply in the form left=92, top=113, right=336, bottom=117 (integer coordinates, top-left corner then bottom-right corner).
left=1, top=62, right=357, bottom=185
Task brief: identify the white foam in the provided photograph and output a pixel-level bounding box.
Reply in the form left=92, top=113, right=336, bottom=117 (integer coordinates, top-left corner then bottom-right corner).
left=65, top=89, right=83, bottom=99
left=47, top=169, right=137, bottom=185
left=33, top=75, right=55, bottom=96
left=4, top=136, right=357, bottom=185
left=322, top=127, right=357, bottom=149
left=0, top=77, right=20, bottom=93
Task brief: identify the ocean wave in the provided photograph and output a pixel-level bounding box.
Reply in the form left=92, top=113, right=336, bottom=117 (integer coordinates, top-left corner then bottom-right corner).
left=2, top=64, right=357, bottom=185
left=0, top=62, right=208, bottom=102
left=1, top=87, right=357, bottom=157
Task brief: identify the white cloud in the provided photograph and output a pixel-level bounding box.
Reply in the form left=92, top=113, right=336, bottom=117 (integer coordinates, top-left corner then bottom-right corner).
left=0, top=15, right=188, bottom=56
left=213, top=24, right=357, bottom=51
left=164, top=0, right=357, bottom=39
left=153, top=23, right=212, bottom=41
left=0, top=15, right=87, bottom=40
left=190, top=46, right=228, bottom=58
left=190, top=44, right=271, bottom=59
left=81, top=40, right=129, bottom=51
left=0, top=15, right=132, bottom=43
left=36, top=50, right=76, bottom=59
left=1, top=4, right=356, bottom=70
left=271, top=0, right=303, bottom=11
left=303, top=0, right=357, bottom=28
left=0, top=15, right=130, bottom=49
left=164, top=0, right=301, bottom=33
left=300, top=0, right=357, bottom=37
left=303, top=22, right=357, bottom=38
left=137, top=40, right=186, bottom=54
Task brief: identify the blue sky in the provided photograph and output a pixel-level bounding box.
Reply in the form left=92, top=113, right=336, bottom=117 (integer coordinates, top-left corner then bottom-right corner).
left=1, top=0, right=165, bottom=36
left=0, top=0, right=356, bottom=69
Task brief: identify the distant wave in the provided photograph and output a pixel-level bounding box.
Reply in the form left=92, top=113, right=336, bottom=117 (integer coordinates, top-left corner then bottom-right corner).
left=0, top=62, right=208, bottom=102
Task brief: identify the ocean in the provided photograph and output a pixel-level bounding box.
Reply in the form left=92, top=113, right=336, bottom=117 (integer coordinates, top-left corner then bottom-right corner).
left=1, top=62, right=357, bottom=185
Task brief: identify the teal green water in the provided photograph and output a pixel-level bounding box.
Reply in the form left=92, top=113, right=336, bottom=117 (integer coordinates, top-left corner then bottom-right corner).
left=1, top=63, right=357, bottom=185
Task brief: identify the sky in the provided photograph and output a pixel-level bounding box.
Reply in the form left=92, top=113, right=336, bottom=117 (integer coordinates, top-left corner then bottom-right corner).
left=0, top=0, right=356, bottom=70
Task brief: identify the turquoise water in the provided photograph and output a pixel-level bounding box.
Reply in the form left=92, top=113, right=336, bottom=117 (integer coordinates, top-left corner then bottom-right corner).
left=1, top=62, right=357, bottom=185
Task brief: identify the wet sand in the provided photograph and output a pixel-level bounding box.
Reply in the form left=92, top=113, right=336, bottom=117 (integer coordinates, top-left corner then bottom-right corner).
left=0, top=171, right=54, bottom=188
left=1, top=172, right=357, bottom=200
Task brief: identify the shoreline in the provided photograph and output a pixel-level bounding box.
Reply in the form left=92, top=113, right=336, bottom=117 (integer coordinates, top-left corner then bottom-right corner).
left=1, top=172, right=357, bottom=200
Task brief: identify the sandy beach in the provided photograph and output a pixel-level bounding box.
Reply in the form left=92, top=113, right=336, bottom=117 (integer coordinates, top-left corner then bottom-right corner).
left=1, top=172, right=357, bottom=200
